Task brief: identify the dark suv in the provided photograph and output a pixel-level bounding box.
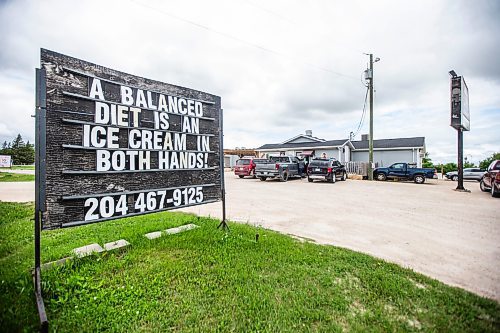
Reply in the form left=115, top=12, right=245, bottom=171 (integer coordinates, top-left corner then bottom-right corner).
left=307, top=158, right=347, bottom=183
left=480, top=160, right=500, bottom=197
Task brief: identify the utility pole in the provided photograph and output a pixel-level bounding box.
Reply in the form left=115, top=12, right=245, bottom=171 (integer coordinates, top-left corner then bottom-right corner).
left=365, top=53, right=380, bottom=180
left=363, top=53, right=379, bottom=180
left=368, top=54, right=374, bottom=180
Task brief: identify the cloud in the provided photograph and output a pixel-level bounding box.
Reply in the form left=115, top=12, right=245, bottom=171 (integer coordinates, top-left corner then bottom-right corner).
left=0, top=0, right=499, bottom=163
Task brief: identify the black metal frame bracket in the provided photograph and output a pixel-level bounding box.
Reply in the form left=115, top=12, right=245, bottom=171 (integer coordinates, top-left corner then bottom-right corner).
left=217, top=108, right=229, bottom=231
left=35, top=67, right=48, bottom=332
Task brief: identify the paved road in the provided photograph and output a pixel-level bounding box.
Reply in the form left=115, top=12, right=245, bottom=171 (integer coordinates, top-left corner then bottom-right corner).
left=2, top=175, right=499, bottom=301
left=0, top=181, right=35, bottom=202
left=0, top=169, right=35, bottom=201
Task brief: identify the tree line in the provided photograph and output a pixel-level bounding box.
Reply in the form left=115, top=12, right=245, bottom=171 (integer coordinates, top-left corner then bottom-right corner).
left=0, top=134, right=35, bottom=165
left=423, top=152, right=500, bottom=174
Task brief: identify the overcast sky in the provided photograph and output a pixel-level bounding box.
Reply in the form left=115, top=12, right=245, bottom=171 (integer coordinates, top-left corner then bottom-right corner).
left=0, top=0, right=499, bottom=164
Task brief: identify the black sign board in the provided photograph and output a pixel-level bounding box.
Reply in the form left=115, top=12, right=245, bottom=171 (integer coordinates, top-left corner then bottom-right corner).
left=37, top=49, right=222, bottom=230
left=450, top=76, right=470, bottom=131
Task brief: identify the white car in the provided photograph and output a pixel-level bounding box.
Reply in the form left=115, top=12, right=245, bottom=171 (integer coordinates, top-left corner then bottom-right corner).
left=445, top=168, right=486, bottom=181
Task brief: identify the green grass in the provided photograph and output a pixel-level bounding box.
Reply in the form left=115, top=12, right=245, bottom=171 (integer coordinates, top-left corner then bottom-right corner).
left=0, top=202, right=499, bottom=332
left=0, top=172, right=35, bottom=182
left=0, top=165, right=35, bottom=170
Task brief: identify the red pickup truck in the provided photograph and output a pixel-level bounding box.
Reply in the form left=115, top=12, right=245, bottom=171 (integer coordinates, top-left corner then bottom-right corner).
left=234, top=157, right=267, bottom=178
left=480, top=160, right=500, bottom=197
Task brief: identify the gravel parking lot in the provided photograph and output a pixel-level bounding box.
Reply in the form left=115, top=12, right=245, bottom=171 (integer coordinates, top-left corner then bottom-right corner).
left=181, top=173, right=500, bottom=301
left=2, top=174, right=499, bottom=301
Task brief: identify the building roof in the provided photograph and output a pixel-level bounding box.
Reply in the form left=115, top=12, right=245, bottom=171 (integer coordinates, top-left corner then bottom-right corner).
left=257, top=139, right=349, bottom=150
left=281, top=134, right=326, bottom=144
left=257, top=136, right=425, bottom=151
left=351, top=137, right=425, bottom=150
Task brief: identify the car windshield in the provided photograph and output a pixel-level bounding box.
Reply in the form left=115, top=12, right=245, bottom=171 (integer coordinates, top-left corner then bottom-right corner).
left=309, top=159, right=331, bottom=167
left=236, top=160, right=250, bottom=165
left=270, top=156, right=290, bottom=163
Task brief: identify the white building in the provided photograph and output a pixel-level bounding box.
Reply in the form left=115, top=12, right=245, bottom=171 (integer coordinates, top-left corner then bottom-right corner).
left=256, top=131, right=426, bottom=168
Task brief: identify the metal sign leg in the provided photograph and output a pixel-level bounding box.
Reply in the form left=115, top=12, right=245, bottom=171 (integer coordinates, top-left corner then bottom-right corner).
left=217, top=108, right=229, bottom=230
left=35, top=67, right=49, bottom=331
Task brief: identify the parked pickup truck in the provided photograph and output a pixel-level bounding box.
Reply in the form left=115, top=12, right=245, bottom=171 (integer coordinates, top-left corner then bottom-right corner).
left=373, top=163, right=437, bottom=184
left=255, top=156, right=305, bottom=182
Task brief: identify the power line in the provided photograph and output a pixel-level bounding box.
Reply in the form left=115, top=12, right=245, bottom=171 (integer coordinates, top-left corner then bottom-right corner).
left=240, top=0, right=297, bottom=25
left=129, top=0, right=358, bottom=81
left=352, top=86, right=369, bottom=139
left=239, top=0, right=365, bottom=55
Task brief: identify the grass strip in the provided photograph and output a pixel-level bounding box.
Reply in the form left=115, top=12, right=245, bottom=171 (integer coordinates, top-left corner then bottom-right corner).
left=0, top=202, right=498, bottom=332
left=0, top=165, right=35, bottom=170
left=0, top=172, right=35, bottom=182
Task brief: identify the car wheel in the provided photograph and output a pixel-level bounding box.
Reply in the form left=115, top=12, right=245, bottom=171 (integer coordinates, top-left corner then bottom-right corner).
left=376, top=173, right=387, bottom=181
left=238, top=175, right=244, bottom=178
left=492, top=184, right=500, bottom=198
left=259, top=177, right=267, bottom=181
left=341, top=171, right=347, bottom=181
left=480, top=179, right=489, bottom=192
left=308, top=177, right=313, bottom=182
left=331, top=173, right=336, bottom=183
left=452, top=175, right=458, bottom=181
left=280, top=172, right=289, bottom=182
left=414, top=175, right=425, bottom=184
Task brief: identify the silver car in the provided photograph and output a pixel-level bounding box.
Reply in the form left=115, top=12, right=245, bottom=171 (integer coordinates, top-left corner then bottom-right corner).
left=445, top=168, right=486, bottom=181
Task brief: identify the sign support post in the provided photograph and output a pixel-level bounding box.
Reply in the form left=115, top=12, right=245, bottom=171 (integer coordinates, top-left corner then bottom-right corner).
left=34, top=68, right=48, bottom=332
left=456, top=128, right=465, bottom=191
left=449, top=70, right=470, bottom=193
left=217, top=108, right=228, bottom=230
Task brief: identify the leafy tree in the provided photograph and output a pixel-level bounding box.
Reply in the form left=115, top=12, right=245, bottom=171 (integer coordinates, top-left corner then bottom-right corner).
left=435, top=162, right=457, bottom=174
left=11, top=134, right=25, bottom=149
left=17, top=141, right=35, bottom=165
left=0, top=142, right=13, bottom=159
left=0, top=134, right=35, bottom=165
left=422, top=152, right=434, bottom=168
left=463, top=161, right=475, bottom=168
left=479, top=152, right=500, bottom=170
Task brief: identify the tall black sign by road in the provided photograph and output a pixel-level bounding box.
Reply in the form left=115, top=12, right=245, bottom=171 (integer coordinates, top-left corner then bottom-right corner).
left=34, top=49, right=224, bottom=331
left=450, top=76, right=470, bottom=131
left=449, top=72, right=470, bottom=191
left=37, top=49, right=222, bottom=230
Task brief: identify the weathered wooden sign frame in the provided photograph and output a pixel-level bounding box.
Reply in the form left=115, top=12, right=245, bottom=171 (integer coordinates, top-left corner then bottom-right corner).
left=34, top=49, right=226, bottom=330
left=449, top=74, right=470, bottom=192
left=450, top=75, right=470, bottom=131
